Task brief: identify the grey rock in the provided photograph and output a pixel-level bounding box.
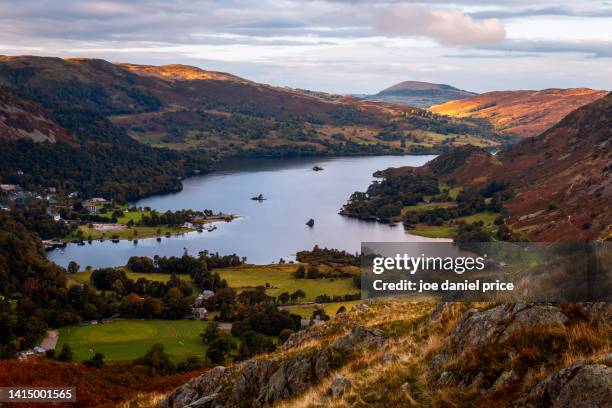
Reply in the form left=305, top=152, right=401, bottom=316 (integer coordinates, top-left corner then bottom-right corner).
left=158, top=326, right=386, bottom=408
left=492, top=370, right=518, bottom=390
left=333, top=326, right=385, bottom=352
left=330, top=374, right=352, bottom=399
left=431, top=304, right=568, bottom=371
left=382, top=353, right=400, bottom=363
left=526, top=358, right=612, bottom=408
left=185, top=394, right=217, bottom=408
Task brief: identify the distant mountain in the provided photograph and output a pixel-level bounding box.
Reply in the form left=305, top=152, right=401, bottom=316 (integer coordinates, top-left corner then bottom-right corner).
left=362, top=81, right=477, bottom=108
left=425, top=91, right=612, bottom=241
left=0, top=55, right=513, bottom=199
left=0, top=57, right=497, bottom=154
left=430, top=88, right=607, bottom=138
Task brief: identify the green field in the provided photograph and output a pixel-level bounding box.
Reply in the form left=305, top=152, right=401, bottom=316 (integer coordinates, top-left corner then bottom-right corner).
left=66, top=225, right=189, bottom=242
left=218, top=265, right=359, bottom=303
left=409, top=212, right=500, bottom=239
left=56, top=319, right=208, bottom=362
left=284, top=300, right=363, bottom=318
left=67, top=270, right=192, bottom=287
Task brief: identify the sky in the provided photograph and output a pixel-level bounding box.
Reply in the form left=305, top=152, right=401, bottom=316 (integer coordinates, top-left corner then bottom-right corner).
left=1, top=0, right=611, bottom=94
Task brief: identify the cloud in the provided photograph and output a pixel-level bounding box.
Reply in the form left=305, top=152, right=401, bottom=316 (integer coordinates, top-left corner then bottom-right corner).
left=478, top=39, right=612, bottom=58
left=469, top=6, right=612, bottom=19
left=375, top=4, right=506, bottom=45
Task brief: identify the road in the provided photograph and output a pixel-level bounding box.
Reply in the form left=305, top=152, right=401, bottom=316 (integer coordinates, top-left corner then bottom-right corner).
left=40, top=329, right=59, bottom=350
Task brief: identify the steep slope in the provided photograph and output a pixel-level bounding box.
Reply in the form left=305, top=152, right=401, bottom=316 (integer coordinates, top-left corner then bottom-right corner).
left=0, top=56, right=212, bottom=200
left=0, top=87, right=72, bottom=143
left=364, top=80, right=477, bottom=108
left=426, top=92, right=612, bottom=241
left=430, top=88, right=607, bottom=138
left=156, top=301, right=611, bottom=408
left=0, top=56, right=501, bottom=157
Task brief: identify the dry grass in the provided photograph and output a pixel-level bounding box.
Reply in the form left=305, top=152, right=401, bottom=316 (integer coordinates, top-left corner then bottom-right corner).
left=118, top=392, right=166, bottom=408
left=276, top=300, right=609, bottom=408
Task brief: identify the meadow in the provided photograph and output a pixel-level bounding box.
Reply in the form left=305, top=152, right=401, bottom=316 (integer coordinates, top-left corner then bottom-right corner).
left=283, top=300, right=363, bottom=319
left=56, top=319, right=208, bottom=362
left=218, top=264, right=359, bottom=303
left=67, top=270, right=192, bottom=287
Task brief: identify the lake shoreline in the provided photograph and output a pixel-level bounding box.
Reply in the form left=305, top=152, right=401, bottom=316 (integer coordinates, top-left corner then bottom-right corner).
left=48, top=155, right=446, bottom=269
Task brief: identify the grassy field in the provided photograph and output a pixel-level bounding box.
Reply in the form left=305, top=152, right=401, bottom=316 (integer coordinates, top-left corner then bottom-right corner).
left=409, top=212, right=499, bottom=239
left=284, top=300, right=363, bottom=319
left=67, top=225, right=189, bottom=241
left=218, top=264, right=359, bottom=303
left=56, top=319, right=208, bottom=362
left=67, top=270, right=192, bottom=287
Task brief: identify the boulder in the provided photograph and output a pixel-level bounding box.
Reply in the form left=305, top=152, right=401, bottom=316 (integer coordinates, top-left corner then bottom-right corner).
left=524, top=356, right=612, bottom=408
left=431, top=303, right=568, bottom=370
left=329, top=374, right=352, bottom=399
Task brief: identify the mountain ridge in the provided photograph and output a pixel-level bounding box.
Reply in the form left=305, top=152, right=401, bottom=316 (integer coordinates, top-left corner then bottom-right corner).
left=425, top=91, right=612, bottom=240
left=430, top=88, right=608, bottom=138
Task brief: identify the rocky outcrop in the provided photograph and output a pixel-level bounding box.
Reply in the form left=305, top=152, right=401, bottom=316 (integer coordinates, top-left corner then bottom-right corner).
left=158, top=327, right=385, bottom=408
left=576, top=302, right=612, bottom=326
left=431, top=303, right=569, bottom=370
left=520, top=354, right=612, bottom=408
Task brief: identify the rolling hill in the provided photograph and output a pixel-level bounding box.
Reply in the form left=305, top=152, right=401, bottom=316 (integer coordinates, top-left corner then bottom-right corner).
left=430, top=88, right=607, bottom=138
left=0, top=55, right=500, bottom=156
left=363, top=80, right=477, bottom=108
left=425, top=91, right=612, bottom=241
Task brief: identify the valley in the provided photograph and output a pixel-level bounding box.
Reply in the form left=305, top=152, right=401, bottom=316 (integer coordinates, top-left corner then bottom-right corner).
left=0, top=51, right=610, bottom=408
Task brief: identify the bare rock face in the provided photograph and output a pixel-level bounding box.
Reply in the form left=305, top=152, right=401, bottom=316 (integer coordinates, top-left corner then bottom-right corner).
left=522, top=355, right=612, bottom=408
left=158, top=326, right=385, bottom=408
left=431, top=303, right=568, bottom=370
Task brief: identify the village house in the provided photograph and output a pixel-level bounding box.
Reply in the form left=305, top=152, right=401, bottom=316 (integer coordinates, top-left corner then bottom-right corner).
left=84, top=197, right=109, bottom=213
left=0, top=184, right=20, bottom=193
left=192, top=307, right=207, bottom=319
left=194, top=290, right=215, bottom=307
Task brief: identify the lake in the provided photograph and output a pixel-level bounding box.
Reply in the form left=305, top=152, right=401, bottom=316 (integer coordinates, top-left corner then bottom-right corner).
left=48, top=155, right=448, bottom=268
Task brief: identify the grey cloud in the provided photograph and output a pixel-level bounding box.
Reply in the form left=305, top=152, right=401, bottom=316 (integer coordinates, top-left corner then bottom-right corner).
left=469, top=6, right=612, bottom=19
left=478, top=39, right=612, bottom=58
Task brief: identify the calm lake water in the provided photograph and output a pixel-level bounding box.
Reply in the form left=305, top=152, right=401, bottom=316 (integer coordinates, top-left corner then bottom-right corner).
left=48, top=155, right=447, bottom=268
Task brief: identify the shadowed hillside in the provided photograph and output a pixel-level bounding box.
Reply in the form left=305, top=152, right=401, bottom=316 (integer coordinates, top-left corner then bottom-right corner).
left=425, top=92, right=612, bottom=241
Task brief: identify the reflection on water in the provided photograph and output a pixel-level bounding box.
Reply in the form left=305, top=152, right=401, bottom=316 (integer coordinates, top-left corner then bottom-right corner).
left=48, top=155, right=449, bottom=268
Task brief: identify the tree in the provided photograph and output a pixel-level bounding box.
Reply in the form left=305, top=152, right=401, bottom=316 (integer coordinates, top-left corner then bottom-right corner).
left=57, top=344, right=73, bottom=362
left=206, top=337, right=231, bottom=365
left=306, top=265, right=320, bottom=279
left=290, top=289, right=306, bottom=304
left=201, top=322, right=221, bottom=344
left=293, top=265, right=306, bottom=279
left=311, top=308, right=330, bottom=321
left=135, top=343, right=175, bottom=375
left=279, top=329, right=294, bottom=343
left=67, top=261, right=80, bottom=274
left=83, top=352, right=105, bottom=368
left=277, top=292, right=290, bottom=305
